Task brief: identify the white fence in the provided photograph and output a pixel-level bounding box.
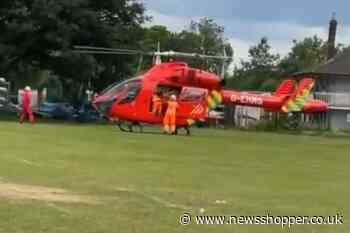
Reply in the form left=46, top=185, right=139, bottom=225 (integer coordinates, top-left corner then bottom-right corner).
left=313, top=92, right=350, bottom=108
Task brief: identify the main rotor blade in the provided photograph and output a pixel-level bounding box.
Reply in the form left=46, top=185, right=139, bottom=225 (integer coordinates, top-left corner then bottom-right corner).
left=74, top=46, right=232, bottom=60
left=74, top=50, right=139, bottom=55
left=154, top=51, right=231, bottom=60
left=74, top=45, right=143, bottom=54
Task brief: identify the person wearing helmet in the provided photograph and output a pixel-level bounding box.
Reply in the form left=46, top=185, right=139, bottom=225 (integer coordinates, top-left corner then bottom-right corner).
left=20, top=86, right=35, bottom=124
left=163, top=94, right=178, bottom=134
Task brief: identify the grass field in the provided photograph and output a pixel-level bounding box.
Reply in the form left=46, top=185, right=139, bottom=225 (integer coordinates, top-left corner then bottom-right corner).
left=0, top=121, right=348, bottom=233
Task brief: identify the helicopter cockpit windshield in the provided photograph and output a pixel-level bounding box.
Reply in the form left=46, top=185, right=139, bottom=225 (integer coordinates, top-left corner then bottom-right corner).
left=118, top=80, right=142, bottom=104
left=93, top=77, right=142, bottom=115
left=99, top=78, right=142, bottom=99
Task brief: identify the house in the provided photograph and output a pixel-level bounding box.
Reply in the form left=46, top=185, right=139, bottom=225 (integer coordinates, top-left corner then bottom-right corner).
left=301, top=16, right=350, bottom=130
left=312, top=48, right=350, bottom=130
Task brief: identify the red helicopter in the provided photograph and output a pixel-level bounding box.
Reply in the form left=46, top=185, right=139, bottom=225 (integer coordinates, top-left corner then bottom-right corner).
left=75, top=46, right=328, bottom=135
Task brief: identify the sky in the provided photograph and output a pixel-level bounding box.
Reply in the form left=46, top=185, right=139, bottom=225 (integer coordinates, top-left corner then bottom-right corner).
left=142, top=0, right=350, bottom=64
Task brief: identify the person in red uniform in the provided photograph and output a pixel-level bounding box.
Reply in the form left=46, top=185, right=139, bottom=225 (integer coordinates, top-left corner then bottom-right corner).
left=20, top=86, right=35, bottom=124
left=163, top=94, right=178, bottom=134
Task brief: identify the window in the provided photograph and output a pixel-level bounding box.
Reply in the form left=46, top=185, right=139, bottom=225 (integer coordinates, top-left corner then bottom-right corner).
left=119, top=80, right=142, bottom=104
left=156, top=85, right=182, bottom=98
left=179, top=87, right=207, bottom=102
left=100, top=77, right=142, bottom=100
left=99, top=81, right=128, bottom=102
left=347, top=113, right=350, bottom=122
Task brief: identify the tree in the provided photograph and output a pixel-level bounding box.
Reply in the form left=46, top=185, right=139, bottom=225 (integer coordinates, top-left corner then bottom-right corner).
left=0, top=0, right=147, bottom=99
left=141, top=18, right=233, bottom=77
left=181, top=18, right=233, bottom=75
left=279, top=36, right=328, bottom=74
left=228, top=37, right=281, bottom=91
left=245, top=37, right=280, bottom=69
left=142, top=25, right=172, bottom=50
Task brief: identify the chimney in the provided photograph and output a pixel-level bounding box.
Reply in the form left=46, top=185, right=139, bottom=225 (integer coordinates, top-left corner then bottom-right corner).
left=327, top=12, right=338, bottom=60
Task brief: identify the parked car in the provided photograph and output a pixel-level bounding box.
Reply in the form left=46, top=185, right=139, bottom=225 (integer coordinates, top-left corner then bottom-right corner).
left=75, top=104, right=103, bottom=123
left=37, top=102, right=76, bottom=120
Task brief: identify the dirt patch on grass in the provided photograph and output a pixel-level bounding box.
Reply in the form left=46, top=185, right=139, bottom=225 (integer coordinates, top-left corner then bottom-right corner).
left=0, top=182, right=99, bottom=204
left=115, top=187, right=191, bottom=210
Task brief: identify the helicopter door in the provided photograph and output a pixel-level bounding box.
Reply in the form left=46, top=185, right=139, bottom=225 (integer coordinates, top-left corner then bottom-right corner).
left=150, top=85, right=182, bottom=115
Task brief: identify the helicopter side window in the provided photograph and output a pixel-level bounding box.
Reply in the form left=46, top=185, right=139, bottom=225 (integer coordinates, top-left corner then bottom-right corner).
left=156, top=85, right=182, bottom=99
left=179, top=87, right=207, bottom=102
left=119, top=80, right=142, bottom=104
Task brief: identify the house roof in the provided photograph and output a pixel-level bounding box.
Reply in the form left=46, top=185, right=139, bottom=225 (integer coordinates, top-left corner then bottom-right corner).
left=313, top=47, right=350, bottom=76
left=292, top=47, right=350, bottom=78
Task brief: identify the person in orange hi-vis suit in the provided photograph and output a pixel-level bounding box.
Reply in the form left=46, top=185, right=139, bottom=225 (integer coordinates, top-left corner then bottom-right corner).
left=20, top=86, right=35, bottom=124
left=163, top=94, right=178, bottom=134
left=152, top=92, right=162, bottom=116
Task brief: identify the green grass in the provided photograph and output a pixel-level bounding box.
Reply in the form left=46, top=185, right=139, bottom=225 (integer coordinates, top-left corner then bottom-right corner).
left=0, top=121, right=348, bottom=233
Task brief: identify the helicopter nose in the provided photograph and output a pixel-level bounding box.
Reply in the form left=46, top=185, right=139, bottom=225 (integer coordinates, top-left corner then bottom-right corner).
left=93, top=98, right=116, bottom=117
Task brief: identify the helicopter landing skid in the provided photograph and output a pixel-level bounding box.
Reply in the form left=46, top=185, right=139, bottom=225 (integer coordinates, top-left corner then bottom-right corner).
left=116, top=120, right=191, bottom=136
left=117, top=121, right=143, bottom=133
